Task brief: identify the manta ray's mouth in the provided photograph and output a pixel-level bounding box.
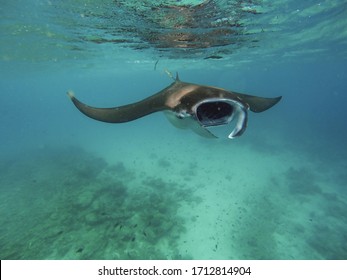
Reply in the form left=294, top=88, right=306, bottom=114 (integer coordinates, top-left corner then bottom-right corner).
left=196, top=101, right=234, bottom=127
left=192, top=98, right=248, bottom=139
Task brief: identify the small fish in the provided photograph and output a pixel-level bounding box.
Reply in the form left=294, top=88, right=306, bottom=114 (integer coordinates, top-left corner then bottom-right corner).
left=76, top=247, right=84, bottom=253
left=154, top=59, right=159, bottom=70
left=204, top=55, right=223, bottom=59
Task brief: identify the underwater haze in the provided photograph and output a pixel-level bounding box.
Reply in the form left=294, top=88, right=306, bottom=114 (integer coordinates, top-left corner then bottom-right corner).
left=1, top=0, right=347, bottom=260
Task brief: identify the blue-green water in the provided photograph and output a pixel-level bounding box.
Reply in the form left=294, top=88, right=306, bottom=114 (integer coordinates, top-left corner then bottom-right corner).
left=1, top=0, right=347, bottom=259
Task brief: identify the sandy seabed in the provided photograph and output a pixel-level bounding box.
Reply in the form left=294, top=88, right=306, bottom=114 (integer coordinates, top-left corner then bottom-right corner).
left=1, top=126, right=346, bottom=260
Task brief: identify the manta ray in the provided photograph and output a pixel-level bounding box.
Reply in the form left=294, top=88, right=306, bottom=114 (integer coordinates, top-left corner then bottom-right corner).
left=67, top=74, right=281, bottom=139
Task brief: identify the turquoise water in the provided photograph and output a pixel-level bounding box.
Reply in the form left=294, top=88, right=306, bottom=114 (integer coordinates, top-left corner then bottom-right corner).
left=1, top=0, right=347, bottom=259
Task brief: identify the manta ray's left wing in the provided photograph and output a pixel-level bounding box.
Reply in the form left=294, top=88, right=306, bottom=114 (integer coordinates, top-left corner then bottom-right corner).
left=67, top=91, right=169, bottom=123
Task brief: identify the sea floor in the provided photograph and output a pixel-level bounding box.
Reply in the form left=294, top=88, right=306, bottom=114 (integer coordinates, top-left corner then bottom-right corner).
left=1, top=124, right=346, bottom=260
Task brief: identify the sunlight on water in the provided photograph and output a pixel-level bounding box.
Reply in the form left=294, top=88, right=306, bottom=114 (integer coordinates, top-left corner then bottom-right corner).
left=1, top=0, right=347, bottom=71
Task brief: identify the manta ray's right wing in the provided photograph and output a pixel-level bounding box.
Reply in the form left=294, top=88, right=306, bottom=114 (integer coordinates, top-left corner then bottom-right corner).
left=234, top=92, right=282, bottom=113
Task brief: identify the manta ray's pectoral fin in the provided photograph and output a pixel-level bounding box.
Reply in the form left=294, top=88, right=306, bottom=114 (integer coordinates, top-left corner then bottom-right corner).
left=67, top=91, right=168, bottom=123
left=236, top=93, right=282, bottom=113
